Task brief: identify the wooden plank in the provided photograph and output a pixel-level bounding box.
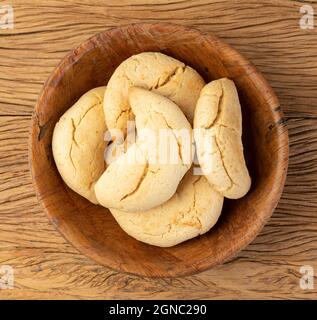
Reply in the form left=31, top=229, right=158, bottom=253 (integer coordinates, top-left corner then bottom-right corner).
left=0, top=115, right=316, bottom=299
left=0, top=0, right=316, bottom=117
left=1, top=0, right=317, bottom=299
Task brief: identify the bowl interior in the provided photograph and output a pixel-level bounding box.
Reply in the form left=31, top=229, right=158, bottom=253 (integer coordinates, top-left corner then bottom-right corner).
left=30, top=23, right=288, bottom=277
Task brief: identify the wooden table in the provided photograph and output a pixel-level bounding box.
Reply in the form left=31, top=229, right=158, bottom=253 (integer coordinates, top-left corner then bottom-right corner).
left=0, top=0, right=316, bottom=300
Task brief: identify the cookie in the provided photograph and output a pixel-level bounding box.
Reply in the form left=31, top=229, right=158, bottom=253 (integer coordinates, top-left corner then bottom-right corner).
left=104, top=52, right=205, bottom=132
left=94, top=87, right=193, bottom=212
left=194, top=78, right=251, bottom=199
left=52, top=87, right=107, bottom=204
left=110, top=171, right=224, bottom=247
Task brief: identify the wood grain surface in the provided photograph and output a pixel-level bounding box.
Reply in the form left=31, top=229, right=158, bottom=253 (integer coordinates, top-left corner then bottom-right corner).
left=0, top=0, right=316, bottom=299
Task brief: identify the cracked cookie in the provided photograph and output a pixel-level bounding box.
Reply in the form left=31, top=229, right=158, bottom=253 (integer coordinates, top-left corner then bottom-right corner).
left=104, top=52, right=205, bottom=132
left=52, top=87, right=107, bottom=204
left=194, top=78, right=251, bottom=199
left=110, top=170, right=224, bottom=247
left=94, top=87, right=193, bottom=212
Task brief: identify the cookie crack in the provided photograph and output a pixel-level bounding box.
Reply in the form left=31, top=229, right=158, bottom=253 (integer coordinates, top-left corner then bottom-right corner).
left=152, top=111, right=185, bottom=164
left=173, top=176, right=203, bottom=231
left=218, top=123, right=238, bottom=132
left=150, top=65, right=185, bottom=90
left=69, top=118, right=78, bottom=171
left=205, top=81, right=224, bottom=129
left=73, top=101, right=102, bottom=145
left=119, top=163, right=149, bottom=201
left=214, top=135, right=235, bottom=191
left=69, top=101, right=102, bottom=172
left=192, top=177, right=203, bottom=231
left=75, top=102, right=100, bottom=129
left=114, top=109, right=131, bottom=126
left=202, top=82, right=238, bottom=133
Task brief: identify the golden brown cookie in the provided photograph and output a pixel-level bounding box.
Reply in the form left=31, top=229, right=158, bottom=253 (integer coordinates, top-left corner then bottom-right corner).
left=194, top=78, right=251, bottom=199
left=110, top=171, right=224, bottom=247
left=52, top=87, right=107, bottom=204
left=104, top=52, right=205, bottom=132
left=95, top=87, right=193, bottom=212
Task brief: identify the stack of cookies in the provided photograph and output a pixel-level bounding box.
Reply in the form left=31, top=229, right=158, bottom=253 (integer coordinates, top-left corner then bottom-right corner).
left=52, top=52, right=251, bottom=247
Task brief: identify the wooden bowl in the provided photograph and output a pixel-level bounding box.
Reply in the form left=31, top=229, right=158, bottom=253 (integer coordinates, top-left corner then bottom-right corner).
left=29, top=23, right=289, bottom=277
